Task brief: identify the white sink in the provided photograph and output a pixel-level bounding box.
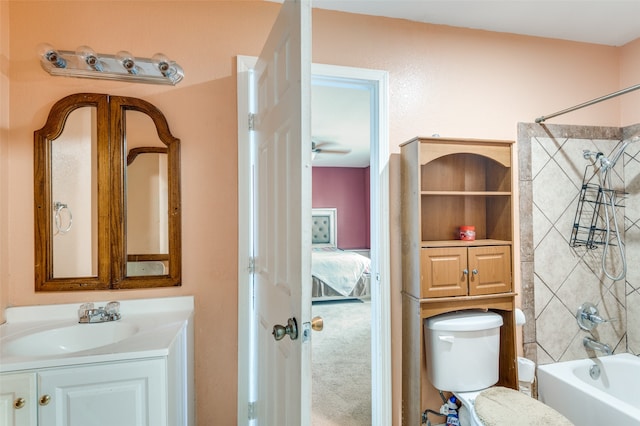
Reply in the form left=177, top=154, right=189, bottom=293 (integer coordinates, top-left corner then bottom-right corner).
left=2, top=321, right=139, bottom=357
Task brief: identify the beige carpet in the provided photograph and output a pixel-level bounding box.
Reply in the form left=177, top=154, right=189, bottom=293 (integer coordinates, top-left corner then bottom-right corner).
left=312, top=300, right=371, bottom=426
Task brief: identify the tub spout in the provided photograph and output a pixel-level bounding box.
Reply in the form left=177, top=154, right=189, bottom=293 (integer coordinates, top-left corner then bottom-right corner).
left=583, top=336, right=612, bottom=355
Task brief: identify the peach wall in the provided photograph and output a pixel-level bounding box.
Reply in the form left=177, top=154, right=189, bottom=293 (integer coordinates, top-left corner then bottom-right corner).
left=4, top=1, right=639, bottom=424
left=1, top=1, right=9, bottom=324
left=620, top=37, right=640, bottom=126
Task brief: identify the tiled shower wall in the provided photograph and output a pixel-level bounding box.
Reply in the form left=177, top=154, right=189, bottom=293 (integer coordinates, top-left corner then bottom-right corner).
left=518, top=122, right=640, bottom=366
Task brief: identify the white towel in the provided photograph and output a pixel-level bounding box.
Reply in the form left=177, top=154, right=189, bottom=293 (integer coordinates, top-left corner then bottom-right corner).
left=475, top=386, right=575, bottom=426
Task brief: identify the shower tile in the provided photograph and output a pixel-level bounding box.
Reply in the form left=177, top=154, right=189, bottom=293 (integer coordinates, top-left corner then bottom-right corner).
left=518, top=136, right=532, bottom=182
left=596, top=291, right=626, bottom=344
left=537, top=296, right=579, bottom=361
left=627, top=290, right=640, bottom=354
left=532, top=204, right=552, bottom=249
left=609, top=278, right=626, bottom=306
left=625, top=224, right=640, bottom=290
left=534, top=227, right=579, bottom=292
left=557, top=196, right=580, bottom=246
left=552, top=138, right=594, bottom=188
left=519, top=181, right=534, bottom=261
left=534, top=274, right=553, bottom=319
left=531, top=138, right=551, bottom=179
left=555, top=261, right=603, bottom=316
left=535, top=343, right=555, bottom=366
left=535, top=136, right=565, bottom=161
left=624, top=157, right=640, bottom=219
left=561, top=330, right=594, bottom=362
left=533, top=160, right=576, bottom=224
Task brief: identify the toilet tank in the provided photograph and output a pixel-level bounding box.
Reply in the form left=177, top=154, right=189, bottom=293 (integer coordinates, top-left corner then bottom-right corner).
left=424, top=310, right=503, bottom=392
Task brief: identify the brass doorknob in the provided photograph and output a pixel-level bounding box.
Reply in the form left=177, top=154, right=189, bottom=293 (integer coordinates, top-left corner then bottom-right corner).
left=312, top=316, right=323, bottom=331
left=39, top=394, right=51, bottom=406
left=14, top=397, right=25, bottom=409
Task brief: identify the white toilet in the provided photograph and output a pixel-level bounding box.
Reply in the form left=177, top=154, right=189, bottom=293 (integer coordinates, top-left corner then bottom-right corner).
left=424, top=310, right=573, bottom=426
left=425, top=310, right=503, bottom=426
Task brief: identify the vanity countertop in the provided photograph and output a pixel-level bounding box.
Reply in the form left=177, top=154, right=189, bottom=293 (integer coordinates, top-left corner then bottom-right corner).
left=0, top=296, right=193, bottom=373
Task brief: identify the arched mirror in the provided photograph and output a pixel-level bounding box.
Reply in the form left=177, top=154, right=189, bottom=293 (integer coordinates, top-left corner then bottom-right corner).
left=34, top=93, right=181, bottom=291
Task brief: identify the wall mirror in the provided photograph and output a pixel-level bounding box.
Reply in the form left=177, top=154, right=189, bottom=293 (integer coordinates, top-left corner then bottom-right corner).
left=34, top=93, right=181, bottom=291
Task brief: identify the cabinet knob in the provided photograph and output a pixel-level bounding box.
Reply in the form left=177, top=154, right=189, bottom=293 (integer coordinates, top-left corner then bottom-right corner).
left=39, top=394, right=51, bottom=406
left=472, top=269, right=479, bottom=275
left=463, top=269, right=468, bottom=275
left=14, top=397, right=25, bottom=409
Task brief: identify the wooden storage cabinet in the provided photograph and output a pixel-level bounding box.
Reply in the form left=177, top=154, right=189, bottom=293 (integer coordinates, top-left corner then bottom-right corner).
left=401, top=137, right=518, bottom=426
left=421, top=244, right=512, bottom=298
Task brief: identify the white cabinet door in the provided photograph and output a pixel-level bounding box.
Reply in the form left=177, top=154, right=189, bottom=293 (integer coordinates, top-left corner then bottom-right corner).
left=0, top=372, right=37, bottom=426
left=38, top=359, right=167, bottom=426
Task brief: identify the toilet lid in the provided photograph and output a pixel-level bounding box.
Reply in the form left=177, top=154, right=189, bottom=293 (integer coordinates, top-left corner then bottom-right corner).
left=474, top=387, right=574, bottom=426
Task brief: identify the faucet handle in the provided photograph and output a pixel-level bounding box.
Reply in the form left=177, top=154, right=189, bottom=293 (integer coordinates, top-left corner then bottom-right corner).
left=577, top=302, right=612, bottom=331
left=78, top=302, right=94, bottom=318
left=105, top=301, right=120, bottom=314
left=104, top=301, right=121, bottom=321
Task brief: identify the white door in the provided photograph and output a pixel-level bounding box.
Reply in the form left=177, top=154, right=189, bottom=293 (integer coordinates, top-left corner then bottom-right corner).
left=252, top=0, right=312, bottom=424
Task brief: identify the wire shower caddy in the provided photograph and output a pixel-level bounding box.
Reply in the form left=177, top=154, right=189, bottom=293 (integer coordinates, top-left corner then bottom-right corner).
left=569, top=165, right=626, bottom=249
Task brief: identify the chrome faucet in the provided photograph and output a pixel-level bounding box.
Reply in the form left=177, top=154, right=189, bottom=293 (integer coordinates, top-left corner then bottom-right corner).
left=576, top=302, right=609, bottom=331
left=78, top=301, right=121, bottom=323
left=583, top=336, right=612, bottom=355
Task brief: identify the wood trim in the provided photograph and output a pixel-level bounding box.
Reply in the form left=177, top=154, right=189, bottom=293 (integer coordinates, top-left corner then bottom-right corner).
left=126, top=147, right=168, bottom=165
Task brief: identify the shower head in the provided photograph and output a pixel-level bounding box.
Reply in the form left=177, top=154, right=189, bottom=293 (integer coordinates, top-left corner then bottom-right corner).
left=598, top=135, right=639, bottom=173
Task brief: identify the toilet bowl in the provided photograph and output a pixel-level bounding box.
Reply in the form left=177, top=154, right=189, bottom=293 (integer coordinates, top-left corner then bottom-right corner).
left=453, top=390, right=484, bottom=426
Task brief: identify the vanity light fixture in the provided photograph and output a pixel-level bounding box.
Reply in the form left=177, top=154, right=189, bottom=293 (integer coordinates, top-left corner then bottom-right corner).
left=38, top=43, right=184, bottom=85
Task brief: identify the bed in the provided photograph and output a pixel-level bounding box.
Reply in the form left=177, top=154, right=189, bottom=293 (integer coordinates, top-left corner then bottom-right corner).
left=311, top=208, right=371, bottom=301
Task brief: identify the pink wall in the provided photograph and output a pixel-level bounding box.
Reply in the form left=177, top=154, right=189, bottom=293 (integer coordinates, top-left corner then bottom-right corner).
left=312, top=167, right=370, bottom=249
left=3, top=1, right=640, bottom=424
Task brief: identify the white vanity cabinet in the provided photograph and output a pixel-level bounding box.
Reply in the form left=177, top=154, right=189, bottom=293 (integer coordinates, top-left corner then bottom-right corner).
left=1, top=356, right=184, bottom=426
left=38, top=358, right=168, bottom=426
left=0, top=372, right=37, bottom=426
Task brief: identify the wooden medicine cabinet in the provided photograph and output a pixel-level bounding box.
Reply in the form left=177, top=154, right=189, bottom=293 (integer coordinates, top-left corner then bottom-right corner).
left=34, top=93, right=181, bottom=291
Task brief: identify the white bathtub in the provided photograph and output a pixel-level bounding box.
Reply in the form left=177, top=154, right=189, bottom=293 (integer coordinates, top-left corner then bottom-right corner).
left=537, top=353, right=640, bottom=425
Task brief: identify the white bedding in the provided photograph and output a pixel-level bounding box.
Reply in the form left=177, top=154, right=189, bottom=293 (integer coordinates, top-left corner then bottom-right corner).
left=311, top=249, right=370, bottom=297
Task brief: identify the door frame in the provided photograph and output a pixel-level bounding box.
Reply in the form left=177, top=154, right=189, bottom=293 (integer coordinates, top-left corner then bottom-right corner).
left=237, top=56, right=390, bottom=425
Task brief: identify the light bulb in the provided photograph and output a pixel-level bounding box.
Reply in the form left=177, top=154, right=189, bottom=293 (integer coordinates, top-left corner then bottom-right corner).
left=116, top=50, right=138, bottom=74
left=152, top=52, right=175, bottom=77
left=76, top=45, right=103, bottom=72
left=37, top=42, right=66, bottom=68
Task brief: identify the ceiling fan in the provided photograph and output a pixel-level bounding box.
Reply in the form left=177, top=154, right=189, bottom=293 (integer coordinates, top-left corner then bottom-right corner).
left=311, top=140, right=352, bottom=155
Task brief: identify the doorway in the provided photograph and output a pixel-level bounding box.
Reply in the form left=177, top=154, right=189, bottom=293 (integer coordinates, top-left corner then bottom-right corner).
left=237, top=57, right=390, bottom=425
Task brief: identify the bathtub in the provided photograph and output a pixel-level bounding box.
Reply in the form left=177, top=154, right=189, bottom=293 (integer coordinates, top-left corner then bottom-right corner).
left=537, top=353, right=640, bottom=425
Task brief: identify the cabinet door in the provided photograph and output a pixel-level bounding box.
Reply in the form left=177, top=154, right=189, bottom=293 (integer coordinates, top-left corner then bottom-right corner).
left=0, top=373, right=37, bottom=426
left=38, top=359, right=167, bottom=426
left=421, top=247, right=468, bottom=297
left=468, top=245, right=512, bottom=295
